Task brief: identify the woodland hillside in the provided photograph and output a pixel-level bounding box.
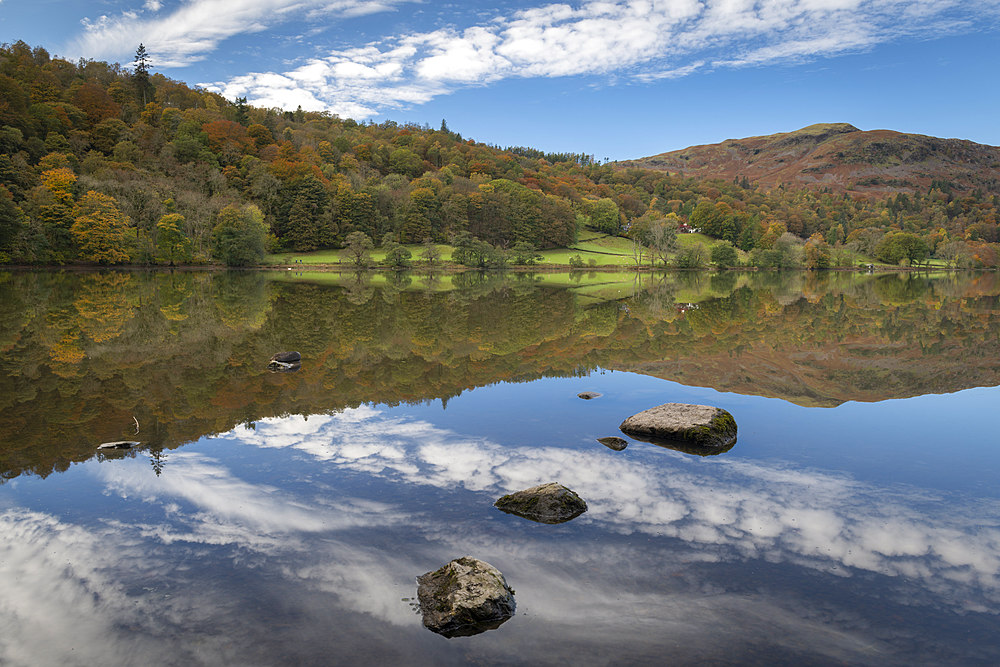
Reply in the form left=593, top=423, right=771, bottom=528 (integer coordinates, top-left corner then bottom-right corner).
left=1, top=41, right=998, bottom=268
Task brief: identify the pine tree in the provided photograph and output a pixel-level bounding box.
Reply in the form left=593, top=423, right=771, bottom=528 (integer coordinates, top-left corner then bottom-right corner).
left=133, top=43, right=153, bottom=106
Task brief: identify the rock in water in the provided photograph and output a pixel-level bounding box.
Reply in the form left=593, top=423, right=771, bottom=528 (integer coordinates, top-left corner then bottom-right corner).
left=619, top=403, right=737, bottom=455
left=97, top=441, right=140, bottom=450
left=417, top=557, right=515, bottom=638
left=267, top=360, right=301, bottom=373
left=577, top=391, right=602, bottom=400
left=494, top=482, right=588, bottom=524
left=597, top=436, right=628, bottom=451
left=270, top=351, right=301, bottom=363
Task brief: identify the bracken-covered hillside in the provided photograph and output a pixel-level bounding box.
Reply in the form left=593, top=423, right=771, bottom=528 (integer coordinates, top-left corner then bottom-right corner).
left=621, top=123, right=1000, bottom=196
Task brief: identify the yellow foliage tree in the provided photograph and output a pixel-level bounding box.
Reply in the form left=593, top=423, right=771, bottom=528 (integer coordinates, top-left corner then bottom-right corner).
left=71, top=191, right=132, bottom=264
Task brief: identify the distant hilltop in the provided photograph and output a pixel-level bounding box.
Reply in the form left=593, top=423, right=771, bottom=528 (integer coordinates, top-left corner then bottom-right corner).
left=620, top=123, right=1000, bottom=196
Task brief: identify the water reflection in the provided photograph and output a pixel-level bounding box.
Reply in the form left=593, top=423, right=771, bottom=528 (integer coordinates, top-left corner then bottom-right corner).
left=3, top=399, right=998, bottom=664
left=2, top=270, right=999, bottom=483
left=226, top=407, right=1000, bottom=614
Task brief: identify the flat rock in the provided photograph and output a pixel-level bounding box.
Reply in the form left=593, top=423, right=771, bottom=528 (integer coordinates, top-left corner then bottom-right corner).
left=494, top=482, right=588, bottom=524
left=577, top=391, right=602, bottom=400
left=597, top=436, right=628, bottom=451
left=619, top=403, right=737, bottom=456
left=417, top=557, right=515, bottom=638
left=97, top=441, right=140, bottom=450
left=270, top=351, right=301, bottom=363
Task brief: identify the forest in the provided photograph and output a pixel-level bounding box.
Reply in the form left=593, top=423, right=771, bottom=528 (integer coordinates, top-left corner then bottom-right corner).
left=1, top=40, right=999, bottom=269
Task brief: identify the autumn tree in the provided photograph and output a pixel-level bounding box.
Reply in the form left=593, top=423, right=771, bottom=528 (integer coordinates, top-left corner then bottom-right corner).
left=71, top=191, right=132, bottom=264
left=803, top=233, right=832, bottom=269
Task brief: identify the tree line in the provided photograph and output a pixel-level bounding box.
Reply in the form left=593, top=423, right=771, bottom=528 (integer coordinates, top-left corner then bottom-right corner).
left=0, top=40, right=998, bottom=268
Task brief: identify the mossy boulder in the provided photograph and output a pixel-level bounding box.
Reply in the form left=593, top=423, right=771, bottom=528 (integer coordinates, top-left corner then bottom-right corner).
left=494, top=482, right=588, bottom=524
left=619, top=403, right=737, bottom=456
left=416, top=557, right=515, bottom=638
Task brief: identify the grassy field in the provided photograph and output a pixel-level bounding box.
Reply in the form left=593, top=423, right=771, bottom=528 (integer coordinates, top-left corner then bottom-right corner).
left=264, top=231, right=939, bottom=271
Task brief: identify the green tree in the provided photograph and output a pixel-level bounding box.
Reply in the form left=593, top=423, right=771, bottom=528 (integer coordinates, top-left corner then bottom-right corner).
left=156, top=213, right=192, bottom=264
left=581, top=198, right=621, bottom=235
left=344, top=230, right=374, bottom=267
left=420, top=237, right=441, bottom=265
left=510, top=241, right=542, bottom=265
left=210, top=204, right=269, bottom=266
left=710, top=240, right=738, bottom=268
left=384, top=243, right=412, bottom=269
left=71, top=191, right=132, bottom=264
left=674, top=244, right=708, bottom=269
left=133, top=43, right=153, bottom=106
left=875, top=232, right=930, bottom=266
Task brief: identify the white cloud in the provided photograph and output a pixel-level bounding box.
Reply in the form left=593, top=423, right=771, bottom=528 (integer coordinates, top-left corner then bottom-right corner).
left=70, top=0, right=413, bottom=69
left=213, top=407, right=1000, bottom=614
left=200, top=0, right=1000, bottom=117
left=2, top=405, right=999, bottom=663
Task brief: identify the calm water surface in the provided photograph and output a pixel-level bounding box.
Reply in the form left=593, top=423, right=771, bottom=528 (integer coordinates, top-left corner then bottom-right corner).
left=1, top=270, right=999, bottom=665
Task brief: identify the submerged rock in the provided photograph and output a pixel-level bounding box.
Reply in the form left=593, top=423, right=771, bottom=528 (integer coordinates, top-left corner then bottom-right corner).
left=97, top=441, right=139, bottom=450
left=494, top=482, right=588, bottom=524
left=577, top=391, right=602, bottom=400
left=597, top=436, right=628, bottom=451
left=620, top=403, right=737, bottom=455
left=417, top=557, right=515, bottom=638
left=267, top=360, right=301, bottom=373
left=270, top=351, right=301, bottom=363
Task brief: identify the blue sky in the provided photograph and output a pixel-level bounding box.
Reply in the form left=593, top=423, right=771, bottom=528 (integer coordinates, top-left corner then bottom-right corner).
left=3, top=0, right=999, bottom=160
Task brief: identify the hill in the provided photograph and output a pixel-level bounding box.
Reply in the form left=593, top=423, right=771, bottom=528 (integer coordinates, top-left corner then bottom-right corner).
left=0, top=40, right=997, bottom=269
left=622, top=123, right=1000, bottom=196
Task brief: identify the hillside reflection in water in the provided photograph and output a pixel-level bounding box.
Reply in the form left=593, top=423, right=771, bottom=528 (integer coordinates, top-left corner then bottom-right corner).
left=1, top=269, right=999, bottom=665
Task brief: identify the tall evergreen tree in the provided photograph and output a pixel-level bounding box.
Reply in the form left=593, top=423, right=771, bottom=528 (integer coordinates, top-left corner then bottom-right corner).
left=133, top=43, right=153, bottom=106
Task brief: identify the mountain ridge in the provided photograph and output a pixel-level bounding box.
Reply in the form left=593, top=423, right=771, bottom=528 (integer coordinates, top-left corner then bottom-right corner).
left=621, top=123, right=1000, bottom=196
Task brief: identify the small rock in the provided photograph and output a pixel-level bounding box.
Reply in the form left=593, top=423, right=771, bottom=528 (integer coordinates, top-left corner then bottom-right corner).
left=417, top=557, right=515, bottom=638
left=267, top=360, right=301, bottom=373
left=577, top=391, right=602, bottom=400
left=619, top=403, right=737, bottom=456
left=97, top=441, right=140, bottom=450
left=270, top=351, right=301, bottom=363
left=597, top=436, right=628, bottom=451
left=494, top=482, right=588, bottom=524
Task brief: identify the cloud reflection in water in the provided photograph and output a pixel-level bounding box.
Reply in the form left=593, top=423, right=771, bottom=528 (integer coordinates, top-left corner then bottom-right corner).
left=2, top=405, right=999, bottom=665
left=229, top=406, right=1000, bottom=614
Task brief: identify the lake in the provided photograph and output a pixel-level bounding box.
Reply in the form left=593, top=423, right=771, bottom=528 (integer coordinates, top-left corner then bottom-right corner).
left=1, top=269, right=999, bottom=665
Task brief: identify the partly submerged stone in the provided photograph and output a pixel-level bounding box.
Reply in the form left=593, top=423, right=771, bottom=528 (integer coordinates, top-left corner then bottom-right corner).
left=417, top=557, right=515, bottom=638
left=619, top=403, right=737, bottom=456
left=597, top=436, right=628, bottom=451
left=270, top=351, right=301, bottom=363
left=577, top=391, right=602, bottom=400
left=267, top=360, right=301, bottom=373
left=494, top=482, right=588, bottom=524
left=97, top=441, right=140, bottom=450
